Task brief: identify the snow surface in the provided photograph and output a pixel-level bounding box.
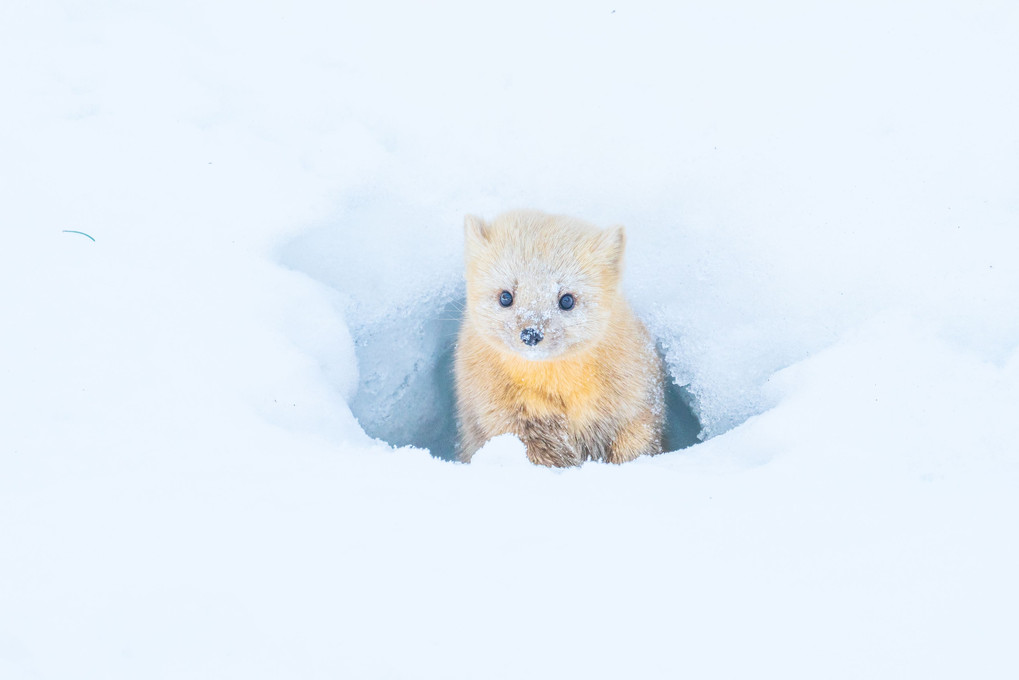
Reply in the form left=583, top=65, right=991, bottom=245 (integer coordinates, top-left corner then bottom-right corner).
left=3, top=1, right=1019, bottom=678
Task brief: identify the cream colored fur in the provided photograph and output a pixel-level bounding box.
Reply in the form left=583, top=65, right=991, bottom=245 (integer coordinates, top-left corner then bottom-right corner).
left=455, top=210, right=664, bottom=467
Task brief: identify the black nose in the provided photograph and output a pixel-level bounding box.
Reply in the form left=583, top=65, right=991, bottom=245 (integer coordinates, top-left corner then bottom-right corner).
left=520, top=327, right=543, bottom=346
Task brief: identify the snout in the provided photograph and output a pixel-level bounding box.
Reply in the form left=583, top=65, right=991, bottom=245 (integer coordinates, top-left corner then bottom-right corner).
left=520, top=327, right=543, bottom=346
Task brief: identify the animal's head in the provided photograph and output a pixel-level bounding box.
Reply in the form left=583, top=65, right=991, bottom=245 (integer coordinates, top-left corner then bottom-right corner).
left=462, top=210, right=626, bottom=361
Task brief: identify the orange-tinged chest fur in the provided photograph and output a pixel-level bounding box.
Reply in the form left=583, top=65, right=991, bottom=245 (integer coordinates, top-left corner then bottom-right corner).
left=495, top=349, right=608, bottom=422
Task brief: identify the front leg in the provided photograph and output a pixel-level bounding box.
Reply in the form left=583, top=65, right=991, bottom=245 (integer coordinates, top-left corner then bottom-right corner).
left=456, top=418, right=490, bottom=463
left=607, top=413, right=662, bottom=464
left=519, top=415, right=582, bottom=468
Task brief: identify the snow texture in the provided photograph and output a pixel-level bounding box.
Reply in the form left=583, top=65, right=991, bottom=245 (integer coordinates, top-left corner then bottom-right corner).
left=2, top=1, right=1019, bottom=678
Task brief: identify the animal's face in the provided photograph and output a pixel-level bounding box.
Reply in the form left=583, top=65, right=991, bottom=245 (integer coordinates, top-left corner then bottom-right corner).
left=463, top=211, right=625, bottom=361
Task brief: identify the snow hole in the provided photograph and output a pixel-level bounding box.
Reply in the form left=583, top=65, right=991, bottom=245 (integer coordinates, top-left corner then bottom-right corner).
left=344, top=290, right=701, bottom=460
left=281, top=215, right=701, bottom=461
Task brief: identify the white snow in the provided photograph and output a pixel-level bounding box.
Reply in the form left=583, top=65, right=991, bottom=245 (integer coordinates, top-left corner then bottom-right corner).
left=3, top=1, right=1018, bottom=678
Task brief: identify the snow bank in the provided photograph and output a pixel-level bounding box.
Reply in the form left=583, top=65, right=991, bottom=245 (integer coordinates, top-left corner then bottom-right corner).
left=2, top=1, right=1018, bottom=678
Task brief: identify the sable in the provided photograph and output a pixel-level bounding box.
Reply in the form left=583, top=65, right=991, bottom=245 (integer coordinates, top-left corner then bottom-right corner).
left=455, top=210, right=664, bottom=467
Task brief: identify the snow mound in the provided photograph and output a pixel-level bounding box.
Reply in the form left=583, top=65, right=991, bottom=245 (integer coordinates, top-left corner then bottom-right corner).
left=469, top=433, right=530, bottom=467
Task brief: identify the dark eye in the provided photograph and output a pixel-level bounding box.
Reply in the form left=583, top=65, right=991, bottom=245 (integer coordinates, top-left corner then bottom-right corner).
left=499, top=291, right=513, bottom=307
left=559, top=294, right=575, bottom=310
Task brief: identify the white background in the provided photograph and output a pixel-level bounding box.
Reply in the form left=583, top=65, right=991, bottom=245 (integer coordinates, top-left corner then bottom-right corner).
left=2, top=1, right=1017, bottom=677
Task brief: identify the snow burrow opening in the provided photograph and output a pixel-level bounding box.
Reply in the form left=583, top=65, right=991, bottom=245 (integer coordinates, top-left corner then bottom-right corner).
left=344, top=288, right=700, bottom=461
left=280, top=215, right=702, bottom=461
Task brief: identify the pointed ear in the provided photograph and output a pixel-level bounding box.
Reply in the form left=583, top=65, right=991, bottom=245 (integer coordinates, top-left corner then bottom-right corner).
left=464, top=214, right=490, bottom=258
left=590, top=225, right=626, bottom=273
